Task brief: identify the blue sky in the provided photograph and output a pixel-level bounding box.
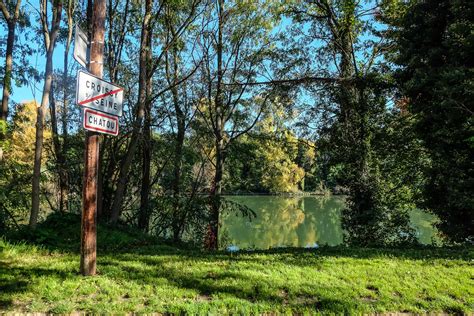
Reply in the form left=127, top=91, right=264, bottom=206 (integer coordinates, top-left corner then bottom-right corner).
left=0, top=0, right=82, bottom=105
left=1, top=0, right=386, bottom=127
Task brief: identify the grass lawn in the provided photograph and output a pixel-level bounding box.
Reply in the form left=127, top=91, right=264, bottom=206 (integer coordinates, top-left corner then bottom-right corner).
left=1, top=216, right=473, bottom=314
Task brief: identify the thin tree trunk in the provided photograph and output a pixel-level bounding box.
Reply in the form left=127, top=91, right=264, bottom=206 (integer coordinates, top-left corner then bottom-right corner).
left=57, top=0, right=74, bottom=213
left=208, top=137, right=223, bottom=250
left=1, top=22, right=14, bottom=121
left=164, top=14, right=186, bottom=241
left=30, top=0, right=63, bottom=229
left=206, top=0, right=224, bottom=250
left=48, top=82, right=62, bottom=211
left=138, top=108, right=151, bottom=231
left=138, top=30, right=153, bottom=231
left=0, top=0, right=22, bottom=161
left=171, top=107, right=185, bottom=241
left=98, top=0, right=129, bottom=220
left=138, top=22, right=154, bottom=231
left=99, top=137, right=116, bottom=219
left=30, top=50, right=54, bottom=228
left=110, top=0, right=152, bottom=225
left=0, top=22, right=14, bottom=162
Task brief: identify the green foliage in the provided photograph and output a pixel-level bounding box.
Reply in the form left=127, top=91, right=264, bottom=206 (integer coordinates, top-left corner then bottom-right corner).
left=0, top=101, right=57, bottom=230
left=225, top=108, right=313, bottom=194
left=0, top=120, right=7, bottom=136
left=341, top=106, right=430, bottom=246
left=0, top=120, right=7, bottom=160
left=321, top=74, right=420, bottom=246
left=0, top=161, right=31, bottom=230
left=2, top=0, right=467, bottom=252
left=144, top=194, right=256, bottom=248
left=389, top=0, right=474, bottom=243
left=225, top=133, right=306, bottom=194
left=3, top=212, right=159, bottom=253
left=281, top=0, right=424, bottom=246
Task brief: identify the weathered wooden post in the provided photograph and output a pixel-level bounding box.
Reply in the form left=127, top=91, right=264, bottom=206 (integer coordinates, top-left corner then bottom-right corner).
left=80, top=0, right=106, bottom=276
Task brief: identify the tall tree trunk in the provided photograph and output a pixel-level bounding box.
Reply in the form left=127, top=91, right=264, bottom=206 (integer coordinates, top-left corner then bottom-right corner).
left=208, top=137, right=223, bottom=250
left=206, top=0, right=224, bottom=250
left=49, top=82, right=61, bottom=211
left=163, top=13, right=186, bottom=241
left=98, top=0, right=130, bottom=221
left=30, top=0, right=63, bottom=229
left=57, top=0, right=75, bottom=213
left=0, top=22, right=14, bottom=162
left=171, top=104, right=185, bottom=241
left=1, top=22, right=14, bottom=121
left=138, top=106, right=151, bottom=231
left=30, top=49, right=55, bottom=228
left=138, top=27, right=153, bottom=231
left=0, top=0, right=22, bottom=161
left=110, top=0, right=152, bottom=225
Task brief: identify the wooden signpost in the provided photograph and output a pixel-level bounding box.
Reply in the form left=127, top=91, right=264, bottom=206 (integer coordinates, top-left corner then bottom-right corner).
left=78, top=0, right=104, bottom=276
left=74, top=0, right=123, bottom=276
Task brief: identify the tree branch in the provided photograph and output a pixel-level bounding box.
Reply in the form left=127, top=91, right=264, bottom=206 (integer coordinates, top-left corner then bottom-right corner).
left=224, top=76, right=347, bottom=86
left=0, top=0, right=11, bottom=20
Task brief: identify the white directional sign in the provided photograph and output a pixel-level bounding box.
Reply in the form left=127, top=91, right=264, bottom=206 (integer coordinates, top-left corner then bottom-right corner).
left=73, top=25, right=89, bottom=68
left=76, top=70, right=124, bottom=117
left=83, top=108, right=119, bottom=136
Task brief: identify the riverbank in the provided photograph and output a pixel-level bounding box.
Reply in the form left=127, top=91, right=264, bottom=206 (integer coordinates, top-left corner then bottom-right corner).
left=222, top=185, right=349, bottom=196
left=222, top=190, right=337, bottom=196
left=1, top=220, right=472, bottom=314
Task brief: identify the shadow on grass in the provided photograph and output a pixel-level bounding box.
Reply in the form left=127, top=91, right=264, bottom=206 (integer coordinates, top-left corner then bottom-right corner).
left=0, top=260, right=75, bottom=310
left=100, top=255, right=360, bottom=313
left=5, top=212, right=472, bottom=262
left=1, top=238, right=472, bottom=313
left=4, top=225, right=473, bottom=270
left=0, top=248, right=359, bottom=313
left=1, top=212, right=472, bottom=312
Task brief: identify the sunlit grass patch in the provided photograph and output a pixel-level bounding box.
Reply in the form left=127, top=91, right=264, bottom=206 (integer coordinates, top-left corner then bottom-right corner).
left=1, top=236, right=473, bottom=314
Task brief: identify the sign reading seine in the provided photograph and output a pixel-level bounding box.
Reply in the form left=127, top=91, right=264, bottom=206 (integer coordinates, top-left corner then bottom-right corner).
left=83, top=108, right=119, bottom=136
left=76, top=70, right=124, bottom=117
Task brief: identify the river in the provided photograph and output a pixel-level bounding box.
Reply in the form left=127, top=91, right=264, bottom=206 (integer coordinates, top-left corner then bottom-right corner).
left=221, top=195, right=438, bottom=249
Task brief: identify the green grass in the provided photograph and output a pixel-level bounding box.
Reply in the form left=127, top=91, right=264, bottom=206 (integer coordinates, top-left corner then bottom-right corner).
left=1, top=215, right=473, bottom=314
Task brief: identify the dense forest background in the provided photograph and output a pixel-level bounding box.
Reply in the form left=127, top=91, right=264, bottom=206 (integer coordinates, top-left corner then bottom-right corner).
left=0, top=0, right=472, bottom=248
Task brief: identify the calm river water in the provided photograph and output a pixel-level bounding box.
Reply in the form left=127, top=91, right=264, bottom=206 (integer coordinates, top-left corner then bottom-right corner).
left=221, top=195, right=438, bottom=249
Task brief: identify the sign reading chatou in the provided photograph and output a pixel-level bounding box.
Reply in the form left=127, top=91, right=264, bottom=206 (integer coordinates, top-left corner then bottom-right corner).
left=82, top=108, right=119, bottom=136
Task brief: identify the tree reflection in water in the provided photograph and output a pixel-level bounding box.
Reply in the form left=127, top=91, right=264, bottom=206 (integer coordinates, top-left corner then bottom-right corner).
left=221, top=196, right=437, bottom=249
left=221, top=196, right=345, bottom=249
